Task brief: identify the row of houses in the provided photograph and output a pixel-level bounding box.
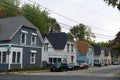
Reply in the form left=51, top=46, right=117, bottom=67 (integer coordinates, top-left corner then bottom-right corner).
left=0, top=16, right=118, bottom=71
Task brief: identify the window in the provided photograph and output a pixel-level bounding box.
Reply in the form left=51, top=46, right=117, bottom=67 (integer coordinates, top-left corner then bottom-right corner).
left=58, top=58, right=61, bottom=62
left=0, top=51, right=7, bottom=63
left=67, top=44, right=69, bottom=52
left=12, top=52, right=21, bottom=63
left=63, top=58, right=67, bottom=63
left=49, top=58, right=52, bottom=64
left=44, top=43, right=49, bottom=51
left=49, top=58, right=61, bottom=64
left=71, top=44, right=74, bottom=52
left=0, top=52, right=1, bottom=63
left=30, top=53, right=36, bottom=64
left=53, top=58, right=57, bottom=64
left=12, top=52, right=16, bottom=63
left=17, top=52, right=20, bottom=63
left=2, top=52, right=7, bottom=63
left=31, top=34, right=36, bottom=46
left=21, top=31, right=27, bottom=45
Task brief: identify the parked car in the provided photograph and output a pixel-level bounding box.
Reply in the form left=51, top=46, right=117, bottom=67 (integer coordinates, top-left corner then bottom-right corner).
left=50, top=62, right=67, bottom=72
left=79, top=63, right=88, bottom=69
left=94, top=62, right=104, bottom=67
left=67, top=63, right=75, bottom=70
left=112, top=60, right=119, bottom=65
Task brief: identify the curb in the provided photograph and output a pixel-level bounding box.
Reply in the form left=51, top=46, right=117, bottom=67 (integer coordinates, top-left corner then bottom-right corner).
left=0, top=70, right=50, bottom=75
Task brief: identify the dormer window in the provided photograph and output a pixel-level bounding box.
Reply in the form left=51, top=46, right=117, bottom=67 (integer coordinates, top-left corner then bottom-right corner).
left=44, top=43, right=49, bottom=51
left=21, top=30, right=28, bottom=45
left=31, top=33, right=37, bottom=46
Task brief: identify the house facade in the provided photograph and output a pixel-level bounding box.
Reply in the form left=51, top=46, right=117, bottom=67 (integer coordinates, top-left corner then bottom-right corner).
left=42, top=33, right=76, bottom=66
left=0, top=16, right=43, bottom=71
left=93, top=45, right=111, bottom=66
left=101, top=48, right=111, bottom=65
left=76, top=40, right=94, bottom=66
left=92, top=45, right=102, bottom=66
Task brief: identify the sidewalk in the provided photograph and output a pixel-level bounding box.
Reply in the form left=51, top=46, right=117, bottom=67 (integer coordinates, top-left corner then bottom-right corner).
left=0, top=70, right=50, bottom=75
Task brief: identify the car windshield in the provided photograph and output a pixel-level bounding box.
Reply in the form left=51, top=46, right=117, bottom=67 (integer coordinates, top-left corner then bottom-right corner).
left=53, top=62, right=61, bottom=66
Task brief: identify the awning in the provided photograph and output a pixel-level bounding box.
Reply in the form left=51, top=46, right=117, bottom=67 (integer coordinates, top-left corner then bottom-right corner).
left=31, top=50, right=37, bottom=53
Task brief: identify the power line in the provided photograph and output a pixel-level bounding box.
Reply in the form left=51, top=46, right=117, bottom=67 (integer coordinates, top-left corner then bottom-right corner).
left=62, top=0, right=120, bottom=22
left=28, top=0, right=118, bottom=33
left=59, top=22, right=115, bottom=39
left=24, top=0, right=118, bottom=40
left=28, top=0, right=80, bottom=24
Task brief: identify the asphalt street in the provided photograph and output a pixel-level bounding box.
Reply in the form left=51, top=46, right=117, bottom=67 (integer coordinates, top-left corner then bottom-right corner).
left=0, top=65, right=120, bottom=80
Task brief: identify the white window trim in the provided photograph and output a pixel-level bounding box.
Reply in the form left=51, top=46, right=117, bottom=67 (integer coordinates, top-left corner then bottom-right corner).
left=21, top=30, right=28, bottom=34
left=21, top=31, right=27, bottom=45
left=31, top=34, right=37, bottom=46
left=12, top=51, right=21, bottom=64
left=31, top=33, right=37, bottom=36
left=0, top=51, right=7, bottom=64
left=30, top=52, right=37, bottom=64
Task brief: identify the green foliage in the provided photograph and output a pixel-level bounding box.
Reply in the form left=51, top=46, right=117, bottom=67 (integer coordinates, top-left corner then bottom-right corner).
left=70, top=23, right=95, bottom=41
left=110, top=31, right=120, bottom=55
left=70, top=24, right=86, bottom=40
left=21, top=4, right=49, bottom=35
left=96, top=41, right=109, bottom=47
left=0, top=0, right=19, bottom=17
left=104, top=0, right=120, bottom=10
left=0, top=1, right=61, bottom=35
left=48, top=17, right=61, bottom=33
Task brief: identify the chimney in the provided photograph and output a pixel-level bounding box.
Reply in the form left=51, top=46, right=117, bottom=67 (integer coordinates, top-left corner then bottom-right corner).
left=58, top=27, right=61, bottom=32
left=0, top=9, right=6, bottom=18
left=48, top=27, right=51, bottom=33
left=16, top=10, right=21, bottom=16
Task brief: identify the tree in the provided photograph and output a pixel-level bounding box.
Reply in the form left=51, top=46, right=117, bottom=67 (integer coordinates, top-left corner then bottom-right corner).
left=111, top=31, right=120, bottom=55
left=70, top=23, right=95, bottom=41
left=48, top=17, right=61, bottom=33
left=0, top=0, right=20, bottom=17
left=104, top=0, right=120, bottom=10
left=21, top=3, right=50, bottom=35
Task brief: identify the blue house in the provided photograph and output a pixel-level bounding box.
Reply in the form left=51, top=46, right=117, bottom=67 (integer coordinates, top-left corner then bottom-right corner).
left=76, top=40, right=94, bottom=66
left=0, top=16, right=44, bottom=71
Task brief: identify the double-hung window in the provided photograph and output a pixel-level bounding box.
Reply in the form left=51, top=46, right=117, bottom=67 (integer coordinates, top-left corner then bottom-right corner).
left=12, top=52, right=21, bottom=63
left=21, top=30, right=27, bottom=45
left=71, top=44, right=74, bottom=52
left=44, top=43, right=49, bottom=51
left=67, top=44, right=69, bottom=52
left=30, top=50, right=37, bottom=64
left=0, top=51, right=7, bottom=63
left=31, top=33, right=37, bottom=46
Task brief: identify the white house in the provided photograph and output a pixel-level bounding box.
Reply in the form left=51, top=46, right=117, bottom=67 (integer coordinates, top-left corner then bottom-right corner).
left=42, top=32, right=76, bottom=66
left=93, top=45, right=111, bottom=66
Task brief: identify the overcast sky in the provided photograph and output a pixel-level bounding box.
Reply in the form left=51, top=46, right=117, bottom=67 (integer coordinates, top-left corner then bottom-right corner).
left=21, top=0, right=120, bottom=42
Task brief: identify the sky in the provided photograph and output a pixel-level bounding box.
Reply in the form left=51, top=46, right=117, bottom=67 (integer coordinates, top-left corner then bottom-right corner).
left=21, top=0, right=120, bottom=42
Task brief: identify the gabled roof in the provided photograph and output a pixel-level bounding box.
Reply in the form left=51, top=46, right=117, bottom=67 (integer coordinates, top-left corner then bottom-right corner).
left=44, top=32, right=72, bottom=49
left=76, top=40, right=91, bottom=54
left=0, top=16, right=39, bottom=41
left=92, top=45, right=101, bottom=56
left=103, top=48, right=110, bottom=56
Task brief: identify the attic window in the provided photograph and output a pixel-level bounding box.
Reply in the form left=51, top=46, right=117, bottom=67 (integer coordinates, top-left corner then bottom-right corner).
left=31, top=33, right=37, bottom=46
left=44, top=43, right=49, bottom=51
left=21, top=30, right=27, bottom=45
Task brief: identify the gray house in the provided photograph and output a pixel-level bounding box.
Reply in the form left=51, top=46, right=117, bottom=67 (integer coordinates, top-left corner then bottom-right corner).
left=0, top=16, right=44, bottom=71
